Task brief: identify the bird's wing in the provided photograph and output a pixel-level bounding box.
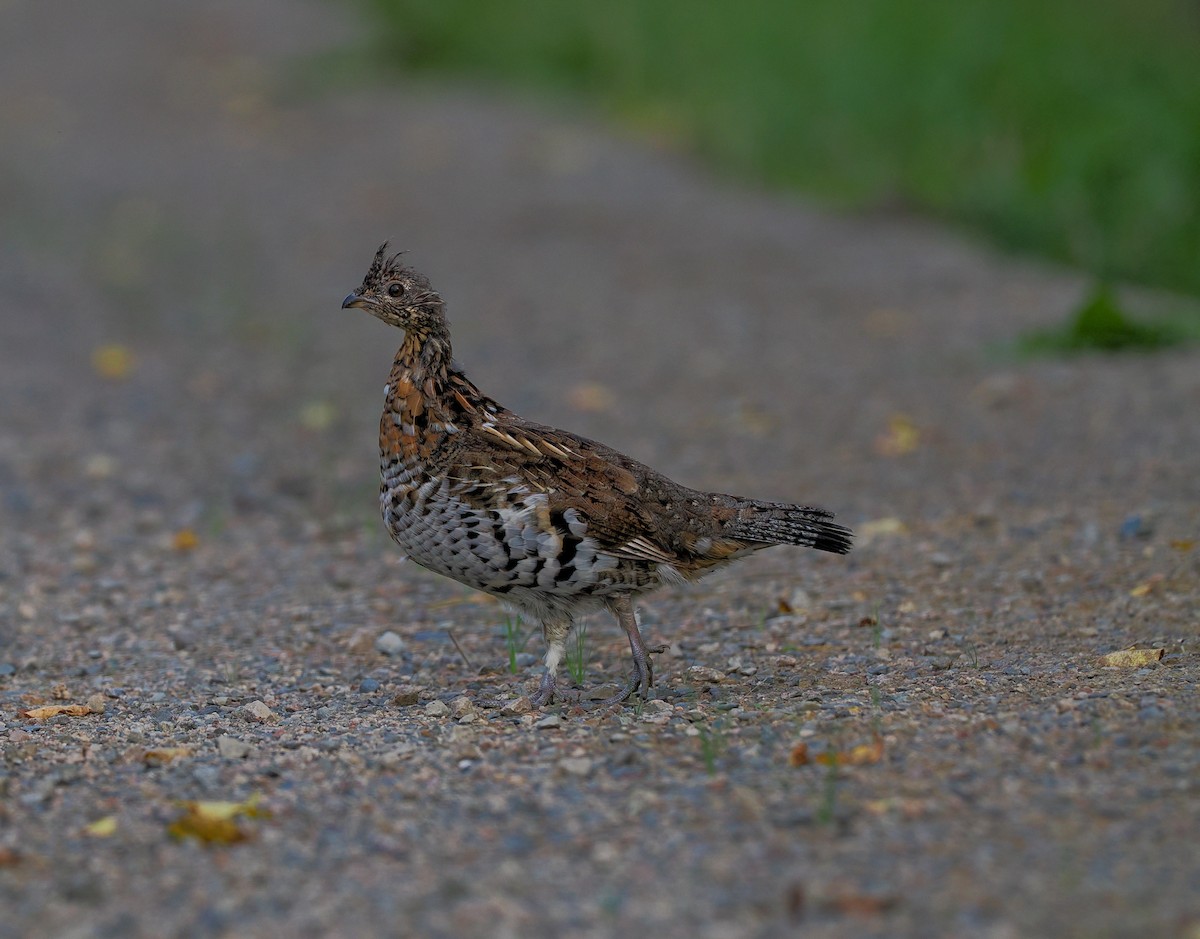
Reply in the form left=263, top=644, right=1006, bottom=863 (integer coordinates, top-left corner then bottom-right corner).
left=447, top=413, right=697, bottom=565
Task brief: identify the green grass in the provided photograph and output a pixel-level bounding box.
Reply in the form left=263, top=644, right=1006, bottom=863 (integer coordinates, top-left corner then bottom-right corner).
left=565, top=622, right=588, bottom=686
left=1017, top=284, right=1197, bottom=355
left=361, top=0, right=1200, bottom=299
left=696, top=721, right=727, bottom=776
left=500, top=614, right=526, bottom=674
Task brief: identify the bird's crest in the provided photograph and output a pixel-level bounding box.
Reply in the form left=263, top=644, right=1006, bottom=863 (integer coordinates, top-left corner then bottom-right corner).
left=360, top=242, right=408, bottom=292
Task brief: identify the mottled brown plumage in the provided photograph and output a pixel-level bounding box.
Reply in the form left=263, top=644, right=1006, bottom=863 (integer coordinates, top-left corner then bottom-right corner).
left=343, top=244, right=852, bottom=707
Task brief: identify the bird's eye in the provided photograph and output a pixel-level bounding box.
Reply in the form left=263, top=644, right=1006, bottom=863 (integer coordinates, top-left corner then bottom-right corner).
left=387, top=283, right=405, bottom=298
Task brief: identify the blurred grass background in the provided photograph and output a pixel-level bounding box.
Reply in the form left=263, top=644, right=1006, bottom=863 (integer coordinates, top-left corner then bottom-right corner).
left=358, top=0, right=1200, bottom=304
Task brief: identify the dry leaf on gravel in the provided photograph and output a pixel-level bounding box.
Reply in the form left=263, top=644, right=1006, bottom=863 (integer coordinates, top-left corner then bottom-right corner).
left=172, top=528, right=199, bottom=551
left=299, top=400, right=337, bottom=432
left=84, top=816, right=118, bottom=837
left=567, top=382, right=615, bottom=413
left=874, top=413, right=920, bottom=456
left=857, top=517, right=908, bottom=545
left=814, top=735, right=885, bottom=767
left=169, top=812, right=247, bottom=845
left=1129, top=574, right=1164, bottom=597
left=168, top=795, right=267, bottom=845
left=823, top=891, right=899, bottom=916
left=91, top=343, right=134, bottom=380
left=19, top=704, right=94, bottom=720
left=185, top=796, right=268, bottom=821
left=143, top=747, right=193, bottom=765
left=1099, top=648, right=1164, bottom=668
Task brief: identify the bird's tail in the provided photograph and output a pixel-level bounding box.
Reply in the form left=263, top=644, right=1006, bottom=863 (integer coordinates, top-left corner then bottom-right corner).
left=722, top=499, right=853, bottom=555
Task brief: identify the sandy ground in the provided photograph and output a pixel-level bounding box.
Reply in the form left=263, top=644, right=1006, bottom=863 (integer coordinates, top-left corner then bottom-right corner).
left=1, top=2, right=1197, bottom=937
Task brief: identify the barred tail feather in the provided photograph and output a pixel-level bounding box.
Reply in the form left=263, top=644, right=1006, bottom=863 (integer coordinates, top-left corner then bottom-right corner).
left=725, top=501, right=853, bottom=555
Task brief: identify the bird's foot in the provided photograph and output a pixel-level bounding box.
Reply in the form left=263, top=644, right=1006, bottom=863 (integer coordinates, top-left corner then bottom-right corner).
left=587, top=643, right=669, bottom=711
left=530, top=671, right=581, bottom=709
left=530, top=671, right=557, bottom=708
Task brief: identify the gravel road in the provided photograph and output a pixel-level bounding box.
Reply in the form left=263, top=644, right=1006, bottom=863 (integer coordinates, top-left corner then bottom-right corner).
left=1, top=2, right=1197, bottom=937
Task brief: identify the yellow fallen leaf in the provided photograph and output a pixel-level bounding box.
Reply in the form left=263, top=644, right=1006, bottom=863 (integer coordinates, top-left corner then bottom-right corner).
left=143, top=746, right=193, bottom=766
left=168, top=812, right=247, bottom=845
left=168, top=794, right=267, bottom=845
left=874, top=413, right=919, bottom=457
left=180, top=794, right=267, bottom=822
left=567, top=382, right=615, bottom=413
left=1099, top=648, right=1164, bottom=668
left=1129, top=573, right=1164, bottom=597
left=815, top=735, right=885, bottom=767
left=84, top=816, right=118, bottom=837
left=19, top=704, right=93, bottom=720
left=172, top=528, right=199, bottom=551
left=857, top=517, right=907, bottom=547
left=91, top=344, right=135, bottom=381
left=1169, top=539, right=1195, bottom=552
left=299, top=400, right=337, bottom=432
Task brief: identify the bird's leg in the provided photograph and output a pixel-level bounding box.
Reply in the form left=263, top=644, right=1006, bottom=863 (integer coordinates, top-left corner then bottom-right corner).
left=530, top=619, right=576, bottom=708
left=590, top=596, right=668, bottom=709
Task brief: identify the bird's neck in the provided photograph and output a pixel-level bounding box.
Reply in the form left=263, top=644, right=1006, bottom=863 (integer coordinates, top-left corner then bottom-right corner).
left=388, top=329, right=453, bottom=389
left=380, top=330, right=458, bottom=463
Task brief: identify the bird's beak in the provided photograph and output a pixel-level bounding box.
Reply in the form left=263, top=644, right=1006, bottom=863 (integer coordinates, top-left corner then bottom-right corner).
left=342, top=293, right=366, bottom=309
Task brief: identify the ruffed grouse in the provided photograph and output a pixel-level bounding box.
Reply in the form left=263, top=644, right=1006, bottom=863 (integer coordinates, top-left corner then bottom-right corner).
left=343, top=245, right=852, bottom=708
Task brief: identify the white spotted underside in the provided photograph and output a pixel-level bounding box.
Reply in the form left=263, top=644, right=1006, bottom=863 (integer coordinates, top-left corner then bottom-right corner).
left=380, top=457, right=672, bottom=621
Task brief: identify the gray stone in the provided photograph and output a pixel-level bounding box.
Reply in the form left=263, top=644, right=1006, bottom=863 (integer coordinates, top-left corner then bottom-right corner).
left=241, top=700, right=277, bottom=722
left=216, top=735, right=253, bottom=759
left=424, top=699, right=450, bottom=718
left=375, top=631, right=406, bottom=656
left=559, top=757, right=593, bottom=777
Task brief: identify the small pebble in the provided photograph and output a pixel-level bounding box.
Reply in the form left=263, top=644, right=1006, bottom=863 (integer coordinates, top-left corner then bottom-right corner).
left=1119, top=514, right=1149, bottom=539
left=359, top=678, right=381, bottom=693
left=390, top=686, right=420, bottom=706
left=686, top=666, right=725, bottom=684
left=424, top=699, right=450, bottom=718
left=641, top=699, right=674, bottom=715
left=86, top=694, right=107, bottom=714
left=192, top=765, right=221, bottom=789
left=535, top=714, right=561, bottom=729
left=241, top=700, right=276, bottom=723
left=375, top=631, right=406, bottom=656
left=216, top=735, right=253, bottom=759
left=501, top=696, right=533, bottom=716
left=559, top=757, right=593, bottom=777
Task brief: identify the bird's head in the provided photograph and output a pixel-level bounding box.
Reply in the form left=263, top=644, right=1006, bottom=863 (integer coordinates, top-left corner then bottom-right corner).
left=342, top=243, right=446, bottom=339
